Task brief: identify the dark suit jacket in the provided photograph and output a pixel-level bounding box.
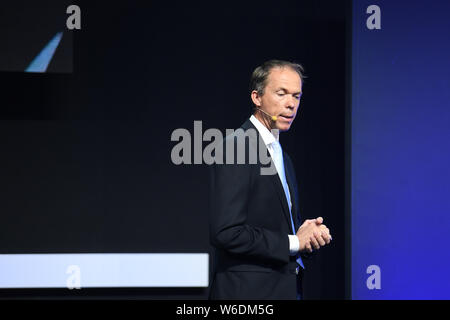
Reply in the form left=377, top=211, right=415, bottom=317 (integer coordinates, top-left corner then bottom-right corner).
left=209, top=118, right=305, bottom=300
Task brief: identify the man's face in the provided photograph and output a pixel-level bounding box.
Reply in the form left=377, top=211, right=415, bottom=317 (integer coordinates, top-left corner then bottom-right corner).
left=252, top=67, right=302, bottom=132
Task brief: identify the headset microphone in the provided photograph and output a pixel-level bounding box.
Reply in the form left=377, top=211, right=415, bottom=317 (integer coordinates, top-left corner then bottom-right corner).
left=256, top=107, right=278, bottom=121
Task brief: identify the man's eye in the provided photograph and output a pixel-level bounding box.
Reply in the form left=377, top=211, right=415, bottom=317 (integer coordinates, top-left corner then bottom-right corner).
left=277, top=93, right=285, bottom=97
left=294, top=96, right=301, bottom=100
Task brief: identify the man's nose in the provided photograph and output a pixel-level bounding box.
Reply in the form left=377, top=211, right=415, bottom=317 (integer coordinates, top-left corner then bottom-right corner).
left=286, top=97, right=296, bottom=109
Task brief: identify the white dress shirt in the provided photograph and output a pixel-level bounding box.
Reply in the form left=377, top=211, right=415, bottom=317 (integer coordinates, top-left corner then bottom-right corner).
left=249, top=115, right=300, bottom=255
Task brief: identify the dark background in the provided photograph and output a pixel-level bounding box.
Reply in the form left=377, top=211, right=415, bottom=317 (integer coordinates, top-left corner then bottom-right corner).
left=0, top=0, right=348, bottom=299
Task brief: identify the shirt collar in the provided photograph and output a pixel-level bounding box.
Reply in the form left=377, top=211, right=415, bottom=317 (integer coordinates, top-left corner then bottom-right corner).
left=249, top=115, right=279, bottom=146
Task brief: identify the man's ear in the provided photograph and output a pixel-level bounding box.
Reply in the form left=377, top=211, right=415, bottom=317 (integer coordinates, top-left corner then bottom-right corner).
left=251, top=90, right=262, bottom=107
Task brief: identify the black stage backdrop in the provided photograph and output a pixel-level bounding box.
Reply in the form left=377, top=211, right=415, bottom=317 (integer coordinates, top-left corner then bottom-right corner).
left=0, top=0, right=348, bottom=299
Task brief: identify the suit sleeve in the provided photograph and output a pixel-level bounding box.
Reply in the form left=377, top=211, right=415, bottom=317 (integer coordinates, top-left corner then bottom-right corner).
left=209, top=157, right=290, bottom=265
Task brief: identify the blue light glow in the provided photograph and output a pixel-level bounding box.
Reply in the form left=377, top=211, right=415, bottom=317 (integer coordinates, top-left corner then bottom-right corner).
left=25, top=32, right=63, bottom=73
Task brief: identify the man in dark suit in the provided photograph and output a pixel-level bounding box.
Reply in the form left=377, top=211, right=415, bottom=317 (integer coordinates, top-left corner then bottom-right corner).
left=209, top=60, right=332, bottom=300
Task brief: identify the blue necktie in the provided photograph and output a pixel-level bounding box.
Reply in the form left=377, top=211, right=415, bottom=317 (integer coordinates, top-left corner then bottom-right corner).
left=272, top=140, right=305, bottom=269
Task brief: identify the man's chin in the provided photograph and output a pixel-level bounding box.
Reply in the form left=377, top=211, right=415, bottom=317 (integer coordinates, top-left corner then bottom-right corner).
left=276, top=123, right=292, bottom=132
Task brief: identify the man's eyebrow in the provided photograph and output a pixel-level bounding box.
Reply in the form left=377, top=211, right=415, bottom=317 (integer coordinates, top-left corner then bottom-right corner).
left=276, top=87, right=302, bottom=95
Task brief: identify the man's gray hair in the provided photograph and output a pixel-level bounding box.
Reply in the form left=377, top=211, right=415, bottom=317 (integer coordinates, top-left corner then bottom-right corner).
left=249, top=59, right=305, bottom=97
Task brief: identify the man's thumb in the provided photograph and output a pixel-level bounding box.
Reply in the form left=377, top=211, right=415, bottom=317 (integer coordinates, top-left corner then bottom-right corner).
left=315, top=217, right=323, bottom=224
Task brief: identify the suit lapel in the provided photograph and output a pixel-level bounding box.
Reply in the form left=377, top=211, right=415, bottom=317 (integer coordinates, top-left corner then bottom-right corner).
left=241, top=119, right=297, bottom=234
left=284, top=154, right=299, bottom=231
left=269, top=167, right=294, bottom=233
left=241, top=119, right=293, bottom=231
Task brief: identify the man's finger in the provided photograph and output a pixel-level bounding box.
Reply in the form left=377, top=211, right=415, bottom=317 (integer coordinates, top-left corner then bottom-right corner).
left=321, top=231, right=331, bottom=244
left=315, top=217, right=323, bottom=224
left=319, top=225, right=331, bottom=235
left=310, top=235, right=320, bottom=250
left=315, top=231, right=326, bottom=246
left=305, top=242, right=313, bottom=253
left=301, top=219, right=314, bottom=227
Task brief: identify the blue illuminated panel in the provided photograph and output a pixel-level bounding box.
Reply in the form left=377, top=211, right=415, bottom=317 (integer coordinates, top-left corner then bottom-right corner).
left=352, top=0, right=450, bottom=299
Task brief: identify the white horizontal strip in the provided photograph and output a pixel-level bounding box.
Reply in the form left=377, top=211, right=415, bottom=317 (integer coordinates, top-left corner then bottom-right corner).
left=0, top=253, right=209, bottom=288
